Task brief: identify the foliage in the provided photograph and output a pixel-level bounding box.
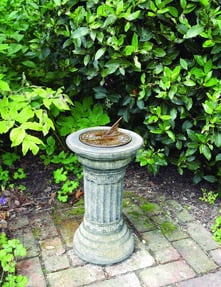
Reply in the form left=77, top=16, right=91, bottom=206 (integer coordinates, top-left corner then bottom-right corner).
left=136, top=147, right=167, bottom=175
left=39, top=97, right=109, bottom=202
left=1, top=0, right=221, bottom=189
left=0, top=165, right=26, bottom=193
left=56, top=97, right=110, bottom=136
left=0, top=84, right=72, bottom=155
left=0, top=166, right=10, bottom=190
left=199, top=188, right=219, bottom=205
left=51, top=152, right=83, bottom=202
left=0, top=232, right=27, bottom=287
left=212, top=211, right=221, bottom=244
left=159, top=221, right=177, bottom=235
left=0, top=151, right=27, bottom=194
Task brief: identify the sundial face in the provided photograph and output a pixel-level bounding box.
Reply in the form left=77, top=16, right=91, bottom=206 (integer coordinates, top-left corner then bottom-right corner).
left=79, top=130, right=131, bottom=147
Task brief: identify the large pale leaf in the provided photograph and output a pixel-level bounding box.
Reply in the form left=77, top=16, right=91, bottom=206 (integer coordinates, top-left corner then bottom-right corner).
left=16, top=107, right=34, bottom=123
left=22, top=134, right=43, bottom=155
left=95, top=48, right=106, bottom=61
left=214, top=132, right=221, bottom=147
left=10, top=127, right=26, bottom=147
left=0, top=80, right=10, bottom=91
left=184, top=25, right=204, bottom=39
left=0, top=120, right=14, bottom=134
left=72, top=27, right=89, bottom=39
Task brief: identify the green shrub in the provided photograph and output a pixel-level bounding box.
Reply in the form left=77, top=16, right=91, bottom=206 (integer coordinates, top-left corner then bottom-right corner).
left=52, top=0, right=221, bottom=185
left=1, top=0, right=221, bottom=187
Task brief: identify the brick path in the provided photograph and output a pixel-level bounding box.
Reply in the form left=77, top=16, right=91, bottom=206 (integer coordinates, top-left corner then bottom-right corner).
left=10, top=193, right=221, bottom=287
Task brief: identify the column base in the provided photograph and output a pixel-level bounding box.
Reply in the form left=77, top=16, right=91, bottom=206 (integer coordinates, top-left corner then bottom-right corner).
left=73, top=219, right=134, bottom=265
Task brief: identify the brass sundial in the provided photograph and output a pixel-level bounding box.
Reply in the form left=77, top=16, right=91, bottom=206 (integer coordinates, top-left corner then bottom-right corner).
left=79, top=117, right=132, bottom=147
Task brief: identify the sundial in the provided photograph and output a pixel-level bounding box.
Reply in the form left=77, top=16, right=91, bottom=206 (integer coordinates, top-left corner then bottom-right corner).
left=79, top=117, right=132, bottom=147
left=66, top=117, right=143, bottom=265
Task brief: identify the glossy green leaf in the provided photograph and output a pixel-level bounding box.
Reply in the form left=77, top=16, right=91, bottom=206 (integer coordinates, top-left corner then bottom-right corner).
left=184, top=25, right=204, bottom=39
left=200, top=144, right=211, bottom=161
left=149, top=1, right=157, bottom=12
left=122, top=10, right=140, bottom=21
left=200, top=0, right=209, bottom=6
left=202, top=100, right=213, bottom=114
left=215, top=154, right=221, bottom=161
left=204, top=78, right=219, bottom=87
left=203, top=175, right=217, bottom=183
left=194, top=55, right=205, bottom=66
left=180, top=58, right=188, bottom=70
left=116, top=0, right=124, bottom=15
left=203, top=40, right=215, bottom=48
left=180, top=0, right=187, bottom=9
left=22, top=61, right=37, bottom=68
left=102, top=15, right=117, bottom=28
left=184, top=80, right=196, bottom=86
left=132, top=33, right=138, bottom=51
left=214, top=132, right=221, bottom=147
left=153, top=48, right=166, bottom=57
left=124, top=45, right=134, bottom=56
left=72, top=27, right=89, bottom=39
left=95, top=48, right=106, bottom=61
left=166, top=130, right=175, bottom=141
left=187, top=129, right=198, bottom=141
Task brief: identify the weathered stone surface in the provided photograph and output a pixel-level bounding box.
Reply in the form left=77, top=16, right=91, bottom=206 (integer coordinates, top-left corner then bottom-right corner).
left=210, top=249, right=221, bottom=266
left=138, top=260, right=195, bottom=287
left=186, top=222, right=219, bottom=251
left=164, top=228, right=189, bottom=242
left=124, top=205, right=156, bottom=232
left=166, top=200, right=194, bottom=223
left=47, top=265, right=105, bottom=287
left=40, top=236, right=70, bottom=272
left=14, top=227, right=39, bottom=258
left=67, top=249, right=86, bottom=267
left=142, top=230, right=181, bottom=263
left=86, top=273, right=142, bottom=287
left=177, top=270, right=221, bottom=287
left=17, top=257, right=46, bottom=287
left=29, top=212, right=58, bottom=240
left=173, top=238, right=218, bottom=273
left=8, top=215, right=29, bottom=229
left=105, top=247, right=155, bottom=276
left=58, top=218, right=80, bottom=248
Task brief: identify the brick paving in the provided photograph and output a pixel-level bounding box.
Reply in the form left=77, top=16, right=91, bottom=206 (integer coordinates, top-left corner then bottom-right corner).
left=11, top=194, right=221, bottom=287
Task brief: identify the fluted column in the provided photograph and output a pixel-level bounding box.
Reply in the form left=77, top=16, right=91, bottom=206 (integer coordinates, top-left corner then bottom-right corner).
left=84, top=167, right=124, bottom=224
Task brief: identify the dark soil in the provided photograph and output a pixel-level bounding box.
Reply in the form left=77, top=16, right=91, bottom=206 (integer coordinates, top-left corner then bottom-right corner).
left=1, top=155, right=221, bottom=234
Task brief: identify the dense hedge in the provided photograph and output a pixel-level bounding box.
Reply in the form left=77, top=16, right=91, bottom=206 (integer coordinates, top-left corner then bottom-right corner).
left=1, top=0, right=221, bottom=186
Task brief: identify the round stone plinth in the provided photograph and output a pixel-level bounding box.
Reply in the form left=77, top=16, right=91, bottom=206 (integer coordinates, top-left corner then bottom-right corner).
left=74, top=219, right=134, bottom=265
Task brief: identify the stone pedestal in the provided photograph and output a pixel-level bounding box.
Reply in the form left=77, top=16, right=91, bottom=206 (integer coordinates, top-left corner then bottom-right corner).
left=66, top=127, right=143, bottom=265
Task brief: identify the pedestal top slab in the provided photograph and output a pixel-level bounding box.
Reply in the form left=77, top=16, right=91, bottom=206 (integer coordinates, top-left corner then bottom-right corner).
left=66, top=127, right=143, bottom=161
